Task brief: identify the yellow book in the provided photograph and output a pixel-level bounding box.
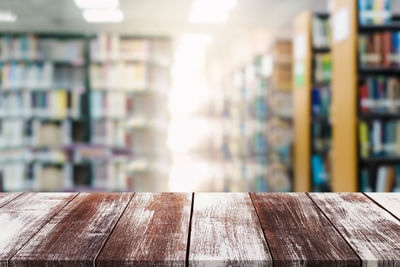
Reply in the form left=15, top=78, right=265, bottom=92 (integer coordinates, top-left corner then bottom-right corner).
left=359, top=122, right=369, bottom=158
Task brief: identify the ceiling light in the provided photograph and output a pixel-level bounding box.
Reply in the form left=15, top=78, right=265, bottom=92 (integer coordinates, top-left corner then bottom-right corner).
left=189, top=10, right=229, bottom=24
left=74, top=0, right=119, bottom=9
left=0, top=11, right=17, bottom=22
left=188, top=0, right=238, bottom=24
left=83, top=8, right=124, bottom=23
left=192, top=0, right=237, bottom=12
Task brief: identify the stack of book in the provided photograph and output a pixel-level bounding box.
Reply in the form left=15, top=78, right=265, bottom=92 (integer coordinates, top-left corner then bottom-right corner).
left=359, top=119, right=400, bottom=158
left=360, top=165, right=400, bottom=192
left=312, top=15, right=331, bottom=49
left=359, top=76, right=400, bottom=113
left=359, top=32, right=400, bottom=68
left=358, top=0, right=392, bottom=25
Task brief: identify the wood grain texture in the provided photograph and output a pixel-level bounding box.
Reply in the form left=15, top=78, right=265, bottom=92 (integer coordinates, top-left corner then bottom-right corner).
left=0, top=192, right=23, bottom=208
left=97, top=193, right=192, bottom=267
left=366, top=193, right=400, bottom=221
left=0, top=192, right=77, bottom=267
left=310, top=193, right=400, bottom=266
left=10, top=192, right=133, bottom=267
left=251, top=193, right=360, bottom=266
left=189, top=193, right=272, bottom=267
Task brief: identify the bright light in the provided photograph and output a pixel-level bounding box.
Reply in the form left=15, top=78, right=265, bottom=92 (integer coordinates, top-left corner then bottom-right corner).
left=189, top=10, right=229, bottom=24
left=74, top=0, right=119, bottom=9
left=0, top=11, right=17, bottom=22
left=189, top=0, right=238, bottom=24
left=168, top=157, right=213, bottom=191
left=82, top=9, right=124, bottom=23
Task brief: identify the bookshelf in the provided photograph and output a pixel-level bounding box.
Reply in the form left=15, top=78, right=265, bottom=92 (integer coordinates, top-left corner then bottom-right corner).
left=293, top=11, right=332, bottom=192
left=88, top=34, right=172, bottom=192
left=0, top=33, right=92, bottom=191
left=264, top=40, right=294, bottom=192
left=0, top=33, right=172, bottom=192
left=218, top=41, right=293, bottom=192
left=331, top=0, right=400, bottom=192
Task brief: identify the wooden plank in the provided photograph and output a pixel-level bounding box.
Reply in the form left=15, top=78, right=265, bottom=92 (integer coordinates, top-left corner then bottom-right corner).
left=331, top=0, right=358, bottom=191
left=251, top=193, right=359, bottom=266
left=366, top=193, right=400, bottom=221
left=310, top=193, right=400, bottom=265
left=0, top=192, right=77, bottom=267
left=97, top=193, right=192, bottom=267
left=0, top=192, right=23, bottom=208
left=10, top=192, right=133, bottom=267
left=189, top=193, right=272, bottom=266
left=293, top=11, right=312, bottom=192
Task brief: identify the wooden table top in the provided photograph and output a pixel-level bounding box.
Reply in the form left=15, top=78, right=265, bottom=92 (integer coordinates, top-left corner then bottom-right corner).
left=1, top=193, right=400, bottom=266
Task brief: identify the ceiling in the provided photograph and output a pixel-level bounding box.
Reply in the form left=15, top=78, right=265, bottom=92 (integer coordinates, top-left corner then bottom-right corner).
left=0, top=0, right=327, bottom=36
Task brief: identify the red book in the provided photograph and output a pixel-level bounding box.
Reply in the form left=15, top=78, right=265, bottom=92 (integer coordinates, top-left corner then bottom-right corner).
left=360, top=84, right=369, bottom=113
left=382, top=32, right=392, bottom=67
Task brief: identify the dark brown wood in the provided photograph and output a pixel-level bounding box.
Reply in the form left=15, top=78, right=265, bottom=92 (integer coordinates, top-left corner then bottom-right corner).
left=189, top=193, right=272, bottom=267
left=309, top=193, right=400, bottom=266
left=97, top=193, right=192, bottom=266
left=251, top=193, right=360, bottom=266
left=10, top=192, right=133, bottom=267
left=0, top=192, right=23, bottom=208
left=365, top=193, right=400, bottom=221
left=0, top=192, right=77, bottom=267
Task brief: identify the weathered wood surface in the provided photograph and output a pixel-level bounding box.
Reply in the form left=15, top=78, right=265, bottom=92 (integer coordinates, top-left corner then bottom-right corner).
left=189, top=193, right=272, bottom=267
left=0, top=192, right=23, bottom=208
left=10, top=192, right=133, bottom=267
left=0, top=192, right=77, bottom=267
left=97, top=193, right=192, bottom=266
left=310, top=193, right=400, bottom=266
left=366, top=193, right=400, bottom=221
left=251, top=193, right=360, bottom=266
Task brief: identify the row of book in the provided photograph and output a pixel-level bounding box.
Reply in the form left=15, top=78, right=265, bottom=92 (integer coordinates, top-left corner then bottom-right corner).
left=91, top=120, right=126, bottom=148
left=358, top=0, right=392, bottom=25
left=0, top=35, right=85, bottom=63
left=312, top=16, right=331, bottom=49
left=0, top=91, right=82, bottom=119
left=314, top=54, right=331, bottom=83
left=312, top=121, right=331, bottom=153
left=90, top=91, right=126, bottom=119
left=1, top=62, right=85, bottom=90
left=311, top=154, right=331, bottom=190
left=312, top=87, right=331, bottom=117
left=360, top=77, right=400, bottom=113
left=360, top=164, right=400, bottom=192
left=90, top=34, right=171, bottom=64
left=359, top=32, right=400, bottom=68
left=0, top=120, right=73, bottom=149
left=359, top=120, right=400, bottom=157
left=90, top=63, right=147, bottom=90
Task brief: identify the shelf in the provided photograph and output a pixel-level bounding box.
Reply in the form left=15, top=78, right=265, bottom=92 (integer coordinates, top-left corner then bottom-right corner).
left=360, top=157, right=400, bottom=165
left=312, top=82, right=331, bottom=88
left=359, top=67, right=400, bottom=75
left=0, top=59, right=85, bottom=66
left=359, top=113, right=400, bottom=120
left=0, top=87, right=85, bottom=93
left=313, top=47, right=331, bottom=53
left=359, top=23, right=400, bottom=33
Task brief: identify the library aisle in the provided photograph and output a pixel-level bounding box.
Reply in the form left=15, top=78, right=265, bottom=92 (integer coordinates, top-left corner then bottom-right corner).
left=0, top=0, right=400, bottom=193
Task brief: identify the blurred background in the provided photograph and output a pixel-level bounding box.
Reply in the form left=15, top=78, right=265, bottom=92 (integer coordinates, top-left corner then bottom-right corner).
left=0, top=0, right=399, bottom=192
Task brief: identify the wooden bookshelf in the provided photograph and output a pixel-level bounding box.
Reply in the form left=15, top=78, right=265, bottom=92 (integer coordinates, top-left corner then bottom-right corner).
left=331, top=0, right=400, bottom=192
left=294, top=11, right=333, bottom=192
left=293, top=11, right=312, bottom=192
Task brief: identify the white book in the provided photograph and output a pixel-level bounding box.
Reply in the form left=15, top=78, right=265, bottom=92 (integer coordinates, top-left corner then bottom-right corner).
left=376, top=166, right=388, bottom=192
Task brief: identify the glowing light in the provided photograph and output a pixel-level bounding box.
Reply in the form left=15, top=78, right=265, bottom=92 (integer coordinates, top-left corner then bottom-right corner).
left=188, top=0, right=238, bottom=24
left=0, top=11, right=17, bottom=22
left=82, top=9, right=124, bottom=23
left=74, top=0, right=119, bottom=9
